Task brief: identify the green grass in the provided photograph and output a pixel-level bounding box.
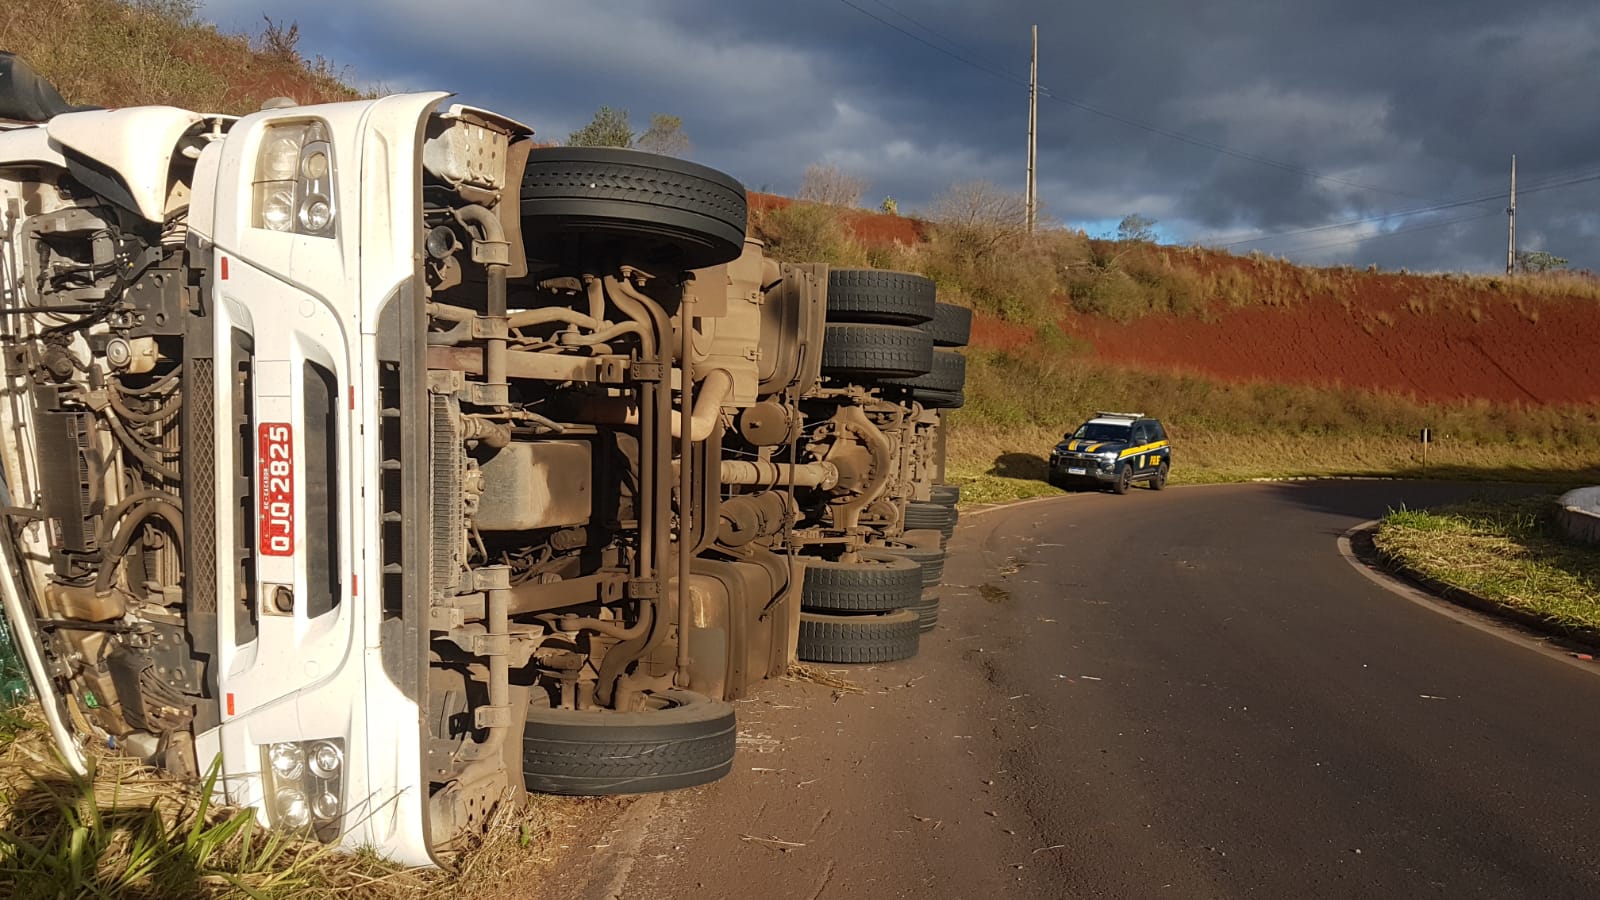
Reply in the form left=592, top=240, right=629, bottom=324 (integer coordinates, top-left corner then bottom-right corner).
left=944, top=345, right=1600, bottom=505
left=0, top=710, right=404, bottom=898
left=0, top=707, right=589, bottom=898
left=948, top=427, right=1598, bottom=509
left=1374, top=497, right=1600, bottom=636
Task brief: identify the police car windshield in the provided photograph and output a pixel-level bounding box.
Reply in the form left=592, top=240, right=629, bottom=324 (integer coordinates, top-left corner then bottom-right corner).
left=1072, top=422, right=1131, bottom=442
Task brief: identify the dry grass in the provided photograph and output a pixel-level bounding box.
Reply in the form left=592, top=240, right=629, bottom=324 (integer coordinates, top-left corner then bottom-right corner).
left=0, top=0, right=359, bottom=114
left=1375, top=497, right=1600, bottom=635
left=0, top=706, right=593, bottom=898
left=750, top=201, right=870, bottom=267
left=784, top=663, right=863, bottom=695
left=945, top=346, right=1600, bottom=503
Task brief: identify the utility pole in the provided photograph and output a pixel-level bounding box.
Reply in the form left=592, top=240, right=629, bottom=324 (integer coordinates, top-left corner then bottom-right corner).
left=1506, top=154, right=1517, bottom=276
left=1026, top=24, right=1038, bottom=233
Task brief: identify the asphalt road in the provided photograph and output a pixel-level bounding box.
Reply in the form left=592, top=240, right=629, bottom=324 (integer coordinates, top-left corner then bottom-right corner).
left=546, top=482, right=1600, bottom=900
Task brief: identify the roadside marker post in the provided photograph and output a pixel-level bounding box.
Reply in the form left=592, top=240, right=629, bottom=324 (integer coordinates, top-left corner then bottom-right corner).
left=1421, top=427, right=1431, bottom=475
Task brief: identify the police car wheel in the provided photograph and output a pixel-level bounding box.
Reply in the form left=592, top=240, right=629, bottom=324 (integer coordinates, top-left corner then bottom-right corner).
left=1111, top=464, right=1132, bottom=494
left=1150, top=461, right=1169, bottom=491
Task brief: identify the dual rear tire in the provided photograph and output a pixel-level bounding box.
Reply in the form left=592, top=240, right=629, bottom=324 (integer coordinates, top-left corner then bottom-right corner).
left=798, top=552, right=923, bottom=663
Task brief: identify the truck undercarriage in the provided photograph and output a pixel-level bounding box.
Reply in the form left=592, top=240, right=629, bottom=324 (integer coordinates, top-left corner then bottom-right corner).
left=0, top=52, right=970, bottom=863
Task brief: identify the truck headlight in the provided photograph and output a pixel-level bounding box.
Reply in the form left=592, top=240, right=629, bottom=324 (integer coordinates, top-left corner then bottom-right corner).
left=259, top=185, right=296, bottom=232
left=307, top=740, right=343, bottom=779
left=260, top=738, right=346, bottom=841
left=253, top=119, right=338, bottom=237
left=267, top=741, right=306, bottom=780
left=311, top=790, right=341, bottom=821
left=275, top=788, right=312, bottom=829
left=299, top=195, right=333, bottom=233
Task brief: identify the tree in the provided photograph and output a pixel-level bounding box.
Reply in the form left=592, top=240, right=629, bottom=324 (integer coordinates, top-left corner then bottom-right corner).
left=930, top=181, right=1028, bottom=236
left=1116, top=213, right=1158, bottom=243
left=797, top=164, right=868, bottom=208
left=636, top=113, right=691, bottom=156
left=568, top=106, right=633, bottom=148
left=926, top=181, right=1031, bottom=266
left=256, top=16, right=301, bottom=62
left=1515, top=249, right=1568, bottom=274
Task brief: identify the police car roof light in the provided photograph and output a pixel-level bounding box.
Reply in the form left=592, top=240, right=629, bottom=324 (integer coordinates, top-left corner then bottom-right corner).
left=1094, top=411, right=1143, bottom=420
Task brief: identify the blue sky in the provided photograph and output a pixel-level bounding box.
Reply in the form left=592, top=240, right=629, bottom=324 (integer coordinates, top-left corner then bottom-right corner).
left=202, top=0, right=1600, bottom=273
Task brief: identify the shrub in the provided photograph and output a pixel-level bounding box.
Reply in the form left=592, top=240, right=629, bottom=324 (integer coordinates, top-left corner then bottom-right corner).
left=797, top=164, right=868, bottom=208
left=751, top=202, right=866, bottom=266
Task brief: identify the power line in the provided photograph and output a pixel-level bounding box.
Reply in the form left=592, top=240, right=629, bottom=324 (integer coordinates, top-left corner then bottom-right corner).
left=1272, top=209, right=1501, bottom=256
left=834, top=0, right=1417, bottom=199
left=864, top=0, right=985, bottom=65
left=835, top=0, right=1022, bottom=85
left=1214, top=168, right=1600, bottom=251
left=835, top=0, right=1600, bottom=262
left=1033, top=86, right=1422, bottom=200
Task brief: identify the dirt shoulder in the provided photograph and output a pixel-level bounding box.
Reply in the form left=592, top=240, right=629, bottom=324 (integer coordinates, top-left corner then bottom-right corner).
left=534, top=519, right=1055, bottom=899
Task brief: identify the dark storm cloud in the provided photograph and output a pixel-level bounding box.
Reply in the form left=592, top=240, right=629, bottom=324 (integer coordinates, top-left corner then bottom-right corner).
left=203, top=0, right=1600, bottom=271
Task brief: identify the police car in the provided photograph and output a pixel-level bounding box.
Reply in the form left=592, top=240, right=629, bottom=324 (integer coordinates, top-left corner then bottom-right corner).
left=1047, top=412, right=1172, bottom=494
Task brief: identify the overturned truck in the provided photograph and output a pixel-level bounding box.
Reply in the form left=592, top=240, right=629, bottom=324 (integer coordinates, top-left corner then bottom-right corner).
left=0, top=54, right=969, bottom=864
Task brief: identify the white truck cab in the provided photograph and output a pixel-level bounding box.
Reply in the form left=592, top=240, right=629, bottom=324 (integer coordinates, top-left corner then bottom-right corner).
left=0, top=52, right=966, bottom=867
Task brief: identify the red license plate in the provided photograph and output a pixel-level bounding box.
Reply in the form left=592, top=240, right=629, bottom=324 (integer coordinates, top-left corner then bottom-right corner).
left=258, top=423, right=294, bottom=556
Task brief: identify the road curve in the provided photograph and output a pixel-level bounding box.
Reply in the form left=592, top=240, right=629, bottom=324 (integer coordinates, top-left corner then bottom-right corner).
left=543, top=482, right=1600, bottom=900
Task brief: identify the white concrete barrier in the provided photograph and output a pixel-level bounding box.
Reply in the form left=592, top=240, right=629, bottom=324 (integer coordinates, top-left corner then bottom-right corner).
left=1556, top=487, right=1600, bottom=545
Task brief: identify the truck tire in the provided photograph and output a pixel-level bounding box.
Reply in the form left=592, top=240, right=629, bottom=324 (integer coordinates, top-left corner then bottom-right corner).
left=825, top=269, right=936, bottom=325
left=797, top=609, right=920, bottom=664
left=801, top=551, right=922, bottom=613
left=911, top=387, right=964, bottom=409
left=522, top=690, right=736, bottom=795
left=902, top=500, right=954, bottom=532
left=929, top=484, right=960, bottom=507
left=520, top=148, right=747, bottom=271
left=820, top=323, right=933, bottom=380
left=909, top=594, right=941, bottom=632
left=923, top=302, right=972, bottom=347
left=883, top=348, right=965, bottom=393
left=877, top=542, right=945, bottom=589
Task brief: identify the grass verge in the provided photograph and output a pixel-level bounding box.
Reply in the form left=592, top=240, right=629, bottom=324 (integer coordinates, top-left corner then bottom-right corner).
left=1373, top=497, right=1600, bottom=637
left=946, top=422, right=1599, bottom=507
left=944, top=345, right=1600, bottom=505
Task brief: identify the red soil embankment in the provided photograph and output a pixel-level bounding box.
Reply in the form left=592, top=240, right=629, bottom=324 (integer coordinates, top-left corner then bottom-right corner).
left=1075, top=302, right=1600, bottom=406
left=751, top=192, right=1599, bottom=407
left=974, top=288, right=1600, bottom=406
